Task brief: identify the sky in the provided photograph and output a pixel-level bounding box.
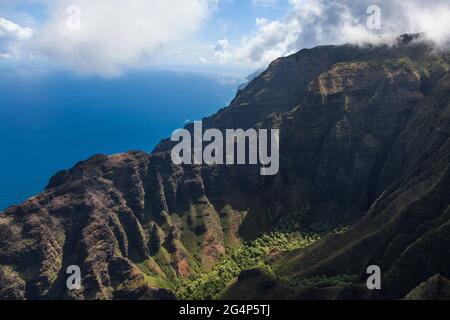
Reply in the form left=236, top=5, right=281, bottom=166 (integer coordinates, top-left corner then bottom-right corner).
left=1, top=0, right=450, bottom=78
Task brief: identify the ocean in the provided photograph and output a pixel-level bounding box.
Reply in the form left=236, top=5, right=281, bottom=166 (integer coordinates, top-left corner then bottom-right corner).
left=0, top=68, right=237, bottom=210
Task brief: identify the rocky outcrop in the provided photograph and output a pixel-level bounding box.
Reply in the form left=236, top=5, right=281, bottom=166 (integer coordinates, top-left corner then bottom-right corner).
left=405, top=274, right=450, bottom=300
left=1, top=37, right=450, bottom=299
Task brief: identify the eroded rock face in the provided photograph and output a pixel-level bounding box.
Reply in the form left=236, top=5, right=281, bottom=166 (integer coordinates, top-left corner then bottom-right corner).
left=0, top=151, right=245, bottom=299
left=1, top=38, right=450, bottom=299
left=223, top=60, right=450, bottom=300
left=252, top=59, right=424, bottom=231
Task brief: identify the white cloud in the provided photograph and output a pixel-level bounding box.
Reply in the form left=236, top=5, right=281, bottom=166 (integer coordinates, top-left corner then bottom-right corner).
left=235, top=18, right=302, bottom=65
left=255, top=18, right=269, bottom=26
left=0, top=53, right=13, bottom=59
left=215, top=39, right=229, bottom=51
left=227, top=0, right=450, bottom=67
left=402, top=2, right=450, bottom=46
left=214, top=38, right=231, bottom=63
left=0, top=17, right=33, bottom=58
left=0, top=17, right=33, bottom=40
left=32, top=0, right=216, bottom=77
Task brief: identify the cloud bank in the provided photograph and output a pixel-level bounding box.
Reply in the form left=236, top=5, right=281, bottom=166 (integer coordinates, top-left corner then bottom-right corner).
left=219, top=0, right=450, bottom=66
left=3, top=0, right=450, bottom=74
left=31, top=0, right=216, bottom=77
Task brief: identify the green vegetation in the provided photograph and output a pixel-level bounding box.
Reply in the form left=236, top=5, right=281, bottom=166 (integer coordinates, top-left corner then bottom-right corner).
left=280, top=274, right=360, bottom=288
left=175, top=232, right=320, bottom=300
left=366, top=55, right=450, bottom=78
left=138, top=224, right=351, bottom=299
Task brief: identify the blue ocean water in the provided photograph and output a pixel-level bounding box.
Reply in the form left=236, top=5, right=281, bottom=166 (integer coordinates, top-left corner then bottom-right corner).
left=0, top=68, right=237, bottom=210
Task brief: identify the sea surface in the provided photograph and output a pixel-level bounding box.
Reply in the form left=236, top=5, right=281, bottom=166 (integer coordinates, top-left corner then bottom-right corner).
left=0, top=68, right=237, bottom=210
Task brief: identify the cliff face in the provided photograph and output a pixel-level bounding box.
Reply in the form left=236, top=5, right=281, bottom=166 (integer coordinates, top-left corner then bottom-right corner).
left=223, top=58, right=450, bottom=301
left=1, top=38, right=450, bottom=300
